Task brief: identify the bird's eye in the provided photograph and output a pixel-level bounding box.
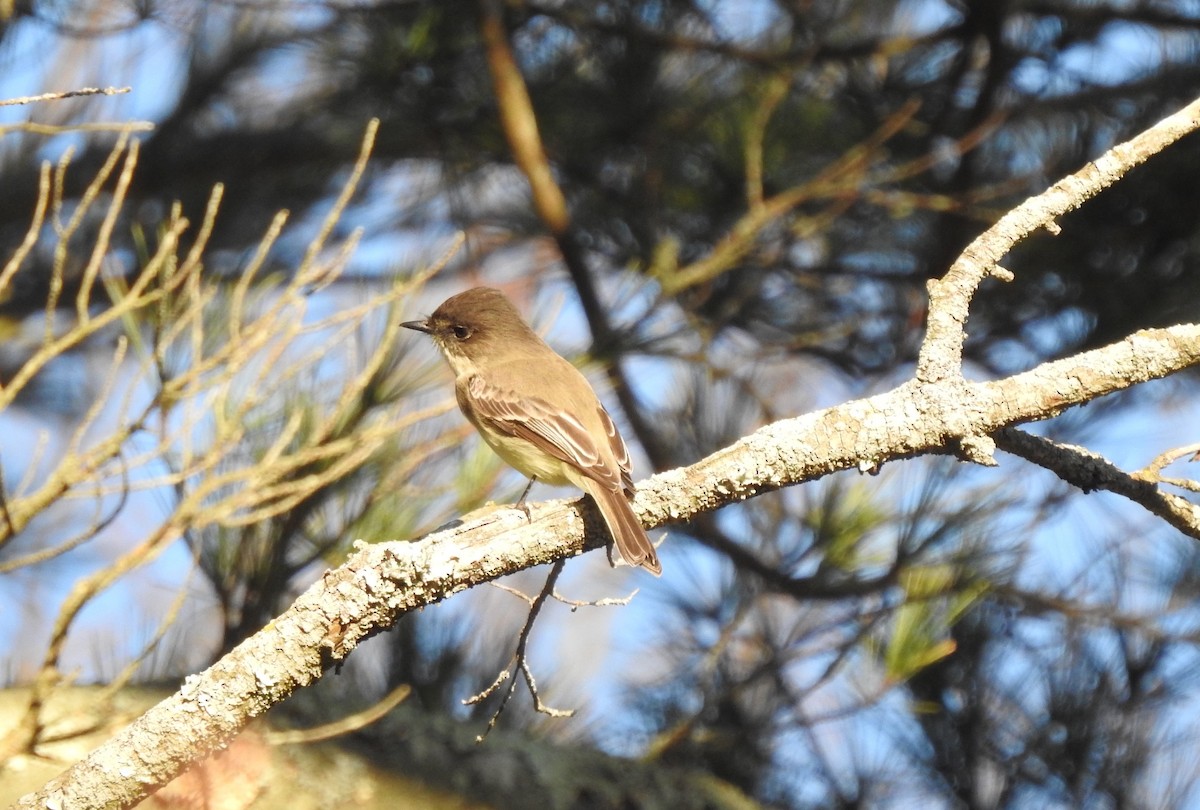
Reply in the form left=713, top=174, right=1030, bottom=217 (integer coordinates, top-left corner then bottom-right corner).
left=451, top=325, right=472, bottom=340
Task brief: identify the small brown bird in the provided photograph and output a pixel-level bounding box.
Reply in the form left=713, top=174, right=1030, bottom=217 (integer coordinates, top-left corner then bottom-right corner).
left=402, top=287, right=661, bottom=575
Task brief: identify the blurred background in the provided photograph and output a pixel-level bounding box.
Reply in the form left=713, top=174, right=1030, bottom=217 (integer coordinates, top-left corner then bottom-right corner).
left=3, top=0, right=1200, bottom=807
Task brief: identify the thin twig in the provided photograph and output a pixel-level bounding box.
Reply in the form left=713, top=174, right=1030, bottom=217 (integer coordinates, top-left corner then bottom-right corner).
left=0, top=122, right=154, bottom=136
left=1141, top=442, right=1200, bottom=477
left=466, top=560, right=574, bottom=742
left=552, top=588, right=638, bottom=611
left=263, top=684, right=413, bottom=745
left=0, top=87, right=132, bottom=107
left=0, top=449, right=132, bottom=574
left=0, top=463, right=12, bottom=541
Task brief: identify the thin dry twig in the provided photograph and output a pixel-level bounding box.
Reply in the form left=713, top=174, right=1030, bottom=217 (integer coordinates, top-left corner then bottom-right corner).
left=0, top=87, right=132, bottom=107
left=552, top=588, right=638, bottom=611
left=263, top=684, right=413, bottom=746
left=0, top=449, right=131, bottom=574
left=33, top=565, right=198, bottom=747
left=492, top=577, right=638, bottom=611
left=1141, top=442, right=1200, bottom=478
left=0, top=117, right=418, bottom=763
left=0, top=121, right=155, bottom=136
left=0, top=464, right=12, bottom=539
left=656, top=98, right=923, bottom=296
left=465, top=560, right=574, bottom=742
left=1139, top=442, right=1200, bottom=495
left=0, top=162, right=51, bottom=294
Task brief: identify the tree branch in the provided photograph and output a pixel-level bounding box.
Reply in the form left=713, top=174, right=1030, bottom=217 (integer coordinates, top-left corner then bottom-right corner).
left=16, top=316, right=1200, bottom=809
left=918, top=94, right=1200, bottom=383
left=994, top=428, right=1200, bottom=539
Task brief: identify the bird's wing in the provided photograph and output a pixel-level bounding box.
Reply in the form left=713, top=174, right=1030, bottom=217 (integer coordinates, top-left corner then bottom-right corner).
left=462, top=374, right=625, bottom=492
left=596, top=404, right=635, bottom=495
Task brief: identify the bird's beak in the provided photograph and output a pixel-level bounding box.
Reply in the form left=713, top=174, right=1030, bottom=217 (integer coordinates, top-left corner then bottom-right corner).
left=401, top=318, right=432, bottom=334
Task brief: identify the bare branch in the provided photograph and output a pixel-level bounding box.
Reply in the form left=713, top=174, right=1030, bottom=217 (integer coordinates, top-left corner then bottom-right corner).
left=1142, top=442, right=1200, bottom=478
left=466, top=560, right=572, bottom=743
left=917, top=95, right=1200, bottom=384
left=994, top=428, right=1200, bottom=539
left=0, top=87, right=132, bottom=107
left=478, top=0, right=570, bottom=235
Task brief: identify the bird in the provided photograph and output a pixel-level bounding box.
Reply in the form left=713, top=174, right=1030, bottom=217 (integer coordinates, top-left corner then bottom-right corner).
left=402, top=287, right=661, bottom=575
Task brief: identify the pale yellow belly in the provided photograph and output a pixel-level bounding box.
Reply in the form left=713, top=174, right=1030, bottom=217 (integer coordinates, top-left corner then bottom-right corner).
left=480, top=429, right=575, bottom=487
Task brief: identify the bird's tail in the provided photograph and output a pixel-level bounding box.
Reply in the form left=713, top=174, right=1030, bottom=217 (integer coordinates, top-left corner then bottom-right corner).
left=580, top=479, right=661, bottom=576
